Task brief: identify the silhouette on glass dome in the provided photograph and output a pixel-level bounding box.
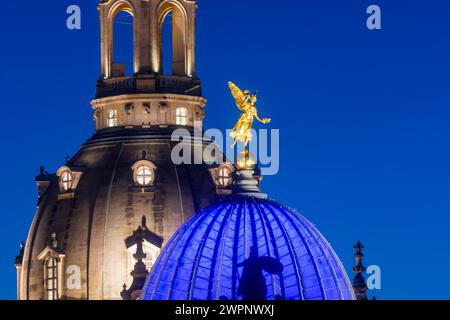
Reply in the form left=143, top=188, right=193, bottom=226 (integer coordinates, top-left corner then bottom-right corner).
left=237, top=246, right=284, bottom=300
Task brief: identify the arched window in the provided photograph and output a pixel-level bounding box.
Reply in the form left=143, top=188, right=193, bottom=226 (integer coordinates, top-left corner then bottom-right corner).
left=136, top=165, right=154, bottom=186
left=158, top=4, right=187, bottom=76
left=61, top=171, right=73, bottom=192
left=161, top=11, right=173, bottom=75
left=37, top=233, right=65, bottom=300
left=46, top=257, right=58, bottom=300
left=112, top=9, right=134, bottom=76
left=132, top=160, right=157, bottom=187
left=217, top=166, right=232, bottom=187
left=176, top=107, right=188, bottom=126
left=107, top=109, right=119, bottom=127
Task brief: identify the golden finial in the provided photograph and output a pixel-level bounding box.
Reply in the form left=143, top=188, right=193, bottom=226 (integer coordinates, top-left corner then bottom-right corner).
left=236, top=149, right=256, bottom=170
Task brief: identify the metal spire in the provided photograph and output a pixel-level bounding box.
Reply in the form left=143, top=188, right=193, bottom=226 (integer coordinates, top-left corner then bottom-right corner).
left=352, top=241, right=368, bottom=300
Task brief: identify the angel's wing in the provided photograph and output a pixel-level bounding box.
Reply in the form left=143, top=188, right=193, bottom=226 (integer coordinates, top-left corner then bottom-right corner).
left=228, top=81, right=246, bottom=111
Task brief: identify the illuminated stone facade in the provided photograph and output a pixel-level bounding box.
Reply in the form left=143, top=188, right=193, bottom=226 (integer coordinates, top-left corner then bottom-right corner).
left=16, top=0, right=229, bottom=300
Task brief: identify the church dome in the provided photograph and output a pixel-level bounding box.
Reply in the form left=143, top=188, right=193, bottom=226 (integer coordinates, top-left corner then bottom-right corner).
left=18, top=0, right=226, bottom=300
left=142, top=187, right=355, bottom=300
left=20, top=126, right=222, bottom=300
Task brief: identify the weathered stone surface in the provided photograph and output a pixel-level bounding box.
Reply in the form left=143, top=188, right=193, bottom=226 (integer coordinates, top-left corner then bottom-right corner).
left=18, top=0, right=226, bottom=300
left=20, top=127, right=218, bottom=300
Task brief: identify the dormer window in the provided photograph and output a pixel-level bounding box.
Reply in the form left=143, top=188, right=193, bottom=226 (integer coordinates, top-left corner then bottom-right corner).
left=176, top=107, right=188, bottom=126
left=126, top=240, right=161, bottom=285
left=61, top=171, right=73, bottom=192
left=56, top=166, right=84, bottom=199
left=123, top=217, right=163, bottom=297
left=57, top=168, right=74, bottom=193
left=107, top=109, right=118, bottom=127
left=132, top=160, right=157, bottom=187
left=217, top=166, right=232, bottom=187
left=136, top=165, right=154, bottom=186
left=46, top=257, right=58, bottom=300
left=214, top=164, right=234, bottom=189
left=37, top=233, right=65, bottom=301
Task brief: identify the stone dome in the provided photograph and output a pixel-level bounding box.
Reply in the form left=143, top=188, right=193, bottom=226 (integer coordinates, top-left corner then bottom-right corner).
left=20, top=126, right=220, bottom=300
left=142, top=191, right=355, bottom=300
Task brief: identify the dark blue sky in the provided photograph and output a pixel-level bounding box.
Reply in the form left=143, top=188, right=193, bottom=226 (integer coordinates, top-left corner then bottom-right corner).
left=1, top=0, right=450, bottom=299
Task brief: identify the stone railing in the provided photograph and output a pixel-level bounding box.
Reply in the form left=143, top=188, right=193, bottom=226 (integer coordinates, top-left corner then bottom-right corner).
left=96, top=75, right=202, bottom=98
left=96, top=76, right=136, bottom=98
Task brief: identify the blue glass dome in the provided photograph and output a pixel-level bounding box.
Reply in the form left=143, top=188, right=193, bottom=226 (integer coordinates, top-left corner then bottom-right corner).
left=142, top=196, right=355, bottom=300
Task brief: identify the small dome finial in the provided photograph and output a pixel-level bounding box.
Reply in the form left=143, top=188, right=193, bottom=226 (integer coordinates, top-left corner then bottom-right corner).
left=232, top=165, right=267, bottom=199
left=236, top=150, right=256, bottom=170
left=142, top=151, right=147, bottom=160
left=354, top=240, right=363, bottom=250
left=50, top=232, right=58, bottom=249
left=352, top=241, right=368, bottom=300
left=15, top=242, right=25, bottom=266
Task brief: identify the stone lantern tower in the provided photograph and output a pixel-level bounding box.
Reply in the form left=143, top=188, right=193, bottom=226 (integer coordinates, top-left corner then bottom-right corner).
left=93, top=0, right=204, bottom=130
left=17, top=0, right=232, bottom=300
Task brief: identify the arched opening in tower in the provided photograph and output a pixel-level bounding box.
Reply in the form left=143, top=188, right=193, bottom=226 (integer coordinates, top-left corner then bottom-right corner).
left=161, top=11, right=174, bottom=76
left=159, top=4, right=187, bottom=77
left=113, top=11, right=134, bottom=76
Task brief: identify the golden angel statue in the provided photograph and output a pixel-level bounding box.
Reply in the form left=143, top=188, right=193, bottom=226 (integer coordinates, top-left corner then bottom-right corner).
left=228, top=81, right=271, bottom=148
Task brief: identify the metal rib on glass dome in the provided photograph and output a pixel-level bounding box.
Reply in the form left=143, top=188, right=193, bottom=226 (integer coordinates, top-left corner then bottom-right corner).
left=141, top=196, right=355, bottom=300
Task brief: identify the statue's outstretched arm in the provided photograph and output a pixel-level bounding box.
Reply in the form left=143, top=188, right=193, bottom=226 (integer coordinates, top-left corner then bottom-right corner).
left=255, top=112, right=271, bottom=124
